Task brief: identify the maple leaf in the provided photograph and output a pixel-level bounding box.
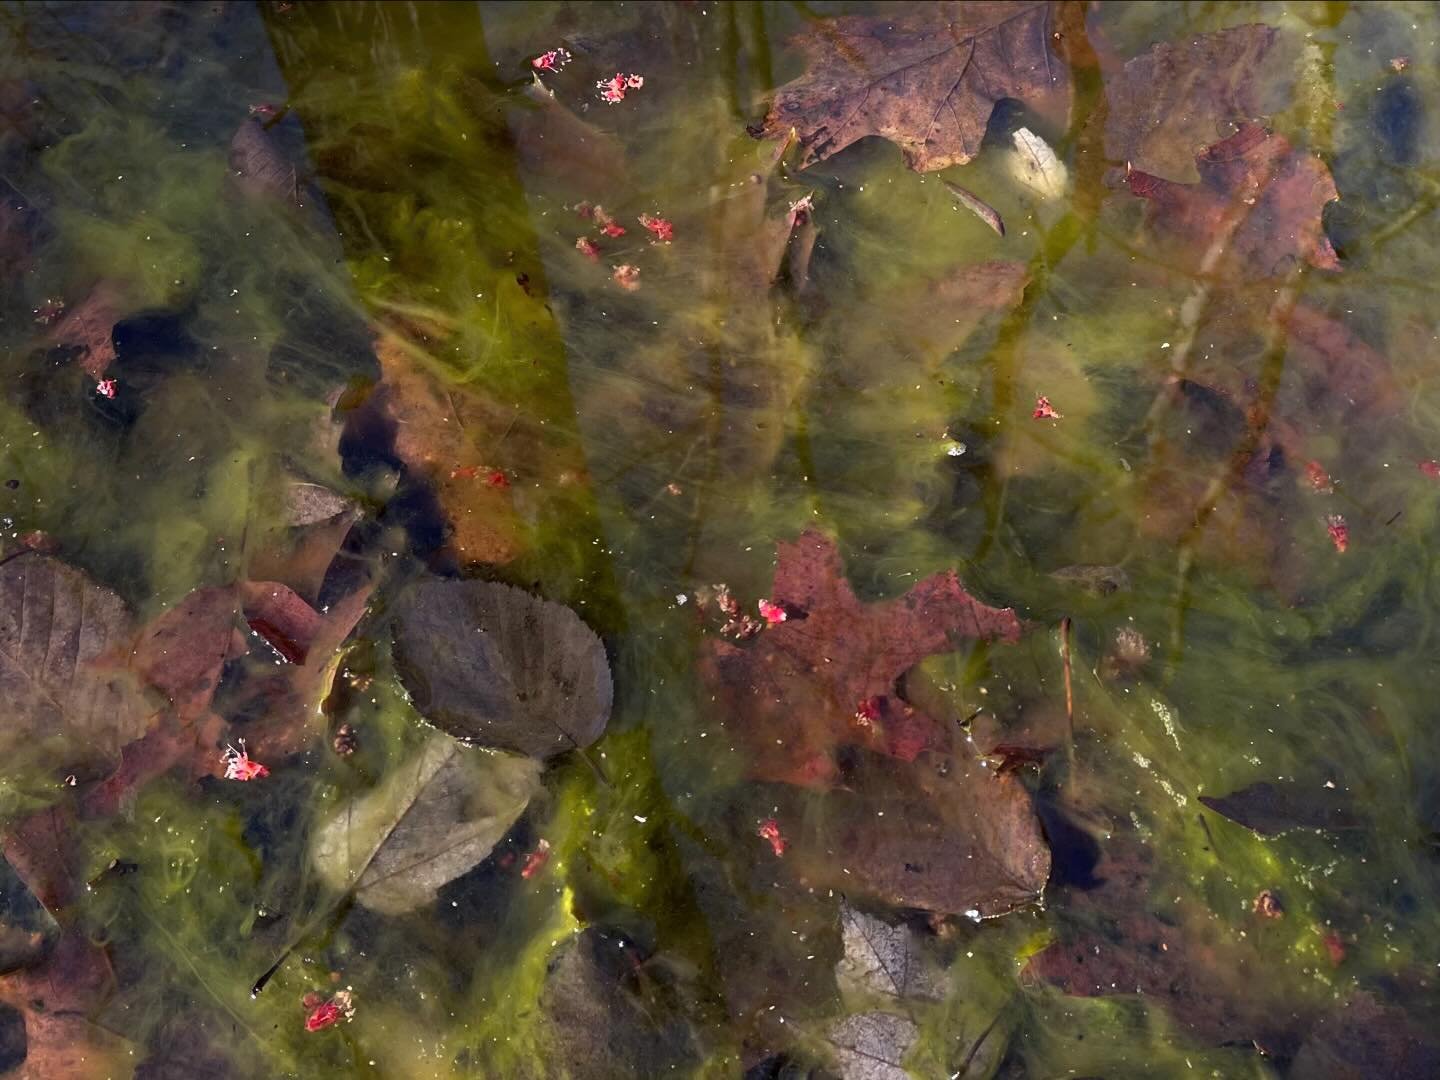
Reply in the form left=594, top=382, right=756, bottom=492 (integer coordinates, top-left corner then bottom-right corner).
left=757, top=2, right=1069, bottom=172
left=700, top=529, right=1021, bottom=788
left=1105, top=24, right=1283, bottom=180
left=1124, top=122, right=1340, bottom=281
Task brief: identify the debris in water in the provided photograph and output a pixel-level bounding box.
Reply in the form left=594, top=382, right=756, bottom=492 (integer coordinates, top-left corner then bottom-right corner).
left=521, top=838, right=552, bottom=879
left=1032, top=395, right=1062, bottom=420
left=221, top=741, right=270, bottom=782
left=96, top=378, right=117, bottom=399
left=757, top=818, right=787, bottom=857
left=612, top=264, right=641, bottom=291
left=1305, top=460, right=1333, bottom=493
left=532, top=48, right=572, bottom=73
left=758, top=599, right=787, bottom=625
left=575, top=237, right=600, bottom=260
left=304, top=988, right=355, bottom=1032
left=638, top=213, right=674, bottom=243
left=1326, top=514, right=1348, bottom=553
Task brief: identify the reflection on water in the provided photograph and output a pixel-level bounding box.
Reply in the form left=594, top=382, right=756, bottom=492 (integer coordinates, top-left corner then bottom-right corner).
left=2, top=1, right=1440, bottom=1076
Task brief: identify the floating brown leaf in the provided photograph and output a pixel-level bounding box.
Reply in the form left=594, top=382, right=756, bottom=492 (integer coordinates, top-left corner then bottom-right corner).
left=699, top=529, right=1021, bottom=788
left=1105, top=25, right=1283, bottom=180
left=1124, top=123, right=1340, bottom=281
left=759, top=2, right=1069, bottom=172
left=0, top=556, right=150, bottom=780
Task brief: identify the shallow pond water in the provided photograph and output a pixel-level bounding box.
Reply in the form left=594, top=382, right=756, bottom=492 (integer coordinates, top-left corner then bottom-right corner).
left=2, top=1, right=1440, bottom=1077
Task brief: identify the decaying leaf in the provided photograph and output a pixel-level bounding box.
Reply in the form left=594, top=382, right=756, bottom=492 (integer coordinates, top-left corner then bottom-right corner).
left=1105, top=24, right=1283, bottom=180
left=0, top=931, right=132, bottom=1080
left=942, top=179, right=1005, bottom=236
left=532, top=929, right=700, bottom=1079
left=759, top=2, right=1069, bottom=172
left=229, top=118, right=300, bottom=203
left=45, top=282, right=125, bottom=379
left=391, top=579, right=612, bottom=760
left=0, top=556, right=150, bottom=779
left=311, top=732, right=540, bottom=914
left=1200, top=781, right=1362, bottom=837
left=365, top=333, right=525, bottom=565
left=130, top=586, right=245, bottom=723
left=837, top=900, right=945, bottom=1002
left=699, top=529, right=1021, bottom=788
left=780, top=752, right=1051, bottom=917
left=284, top=481, right=351, bottom=527
left=826, top=1011, right=917, bottom=1080
left=1124, top=123, right=1339, bottom=281
left=1025, top=830, right=1310, bottom=1048
left=1008, top=126, right=1068, bottom=200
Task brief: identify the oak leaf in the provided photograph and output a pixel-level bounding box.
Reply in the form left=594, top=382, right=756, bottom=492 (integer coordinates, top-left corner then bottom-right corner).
left=758, top=2, right=1068, bottom=172
left=699, top=529, right=1021, bottom=788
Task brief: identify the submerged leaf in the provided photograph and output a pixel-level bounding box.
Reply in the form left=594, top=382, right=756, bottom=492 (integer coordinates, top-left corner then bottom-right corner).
left=392, top=579, right=612, bottom=760
left=311, top=732, right=540, bottom=914
left=942, top=180, right=1005, bottom=236
left=699, top=529, right=1021, bottom=788
left=837, top=901, right=945, bottom=1002
left=0, top=556, right=149, bottom=778
left=827, top=1011, right=917, bottom=1080
left=1105, top=24, right=1283, bottom=180
left=1124, top=123, right=1339, bottom=281
left=1200, top=781, right=1362, bottom=837
left=759, top=2, right=1068, bottom=172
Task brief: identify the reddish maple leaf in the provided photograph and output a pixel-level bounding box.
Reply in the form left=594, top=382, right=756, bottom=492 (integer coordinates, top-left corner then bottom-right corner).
left=699, top=529, right=1022, bottom=788
left=1124, top=123, right=1339, bottom=281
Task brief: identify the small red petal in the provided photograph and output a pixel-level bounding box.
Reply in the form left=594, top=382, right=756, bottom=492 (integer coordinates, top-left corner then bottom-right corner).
left=1305, top=460, right=1333, bottom=493
left=757, top=818, right=787, bottom=857
left=520, top=839, right=552, bottom=879
left=1032, top=395, right=1061, bottom=420
left=305, top=1002, right=342, bottom=1032
left=1326, top=514, right=1348, bottom=554
left=1420, top=460, right=1440, bottom=479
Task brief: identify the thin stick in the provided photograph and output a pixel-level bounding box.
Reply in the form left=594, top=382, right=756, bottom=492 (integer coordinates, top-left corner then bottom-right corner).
left=1060, top=616, right=1074, bottom=766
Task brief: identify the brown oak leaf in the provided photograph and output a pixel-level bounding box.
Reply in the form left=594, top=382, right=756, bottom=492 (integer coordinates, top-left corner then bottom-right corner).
left=700, top=529, right=1022, bottom=788
left=1124, top=122, right=1340, bottom=281
left=758, top=2, right=1069, bottom=172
